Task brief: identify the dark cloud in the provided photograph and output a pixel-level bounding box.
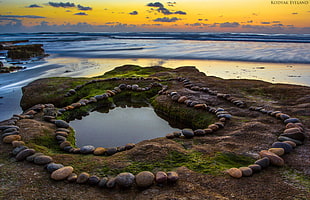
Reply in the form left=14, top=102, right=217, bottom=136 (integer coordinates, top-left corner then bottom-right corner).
left=147, top=2, right=164, bottom=8
left=247, top=20, right=253, bottom=23
left=174, top=11, right=186, bottom=15
left=261, top=22, right=270, bottom=24
left=129, top=11, right=138, bottom=15
left=77, top=4, right=92, bottom=11
left=272, top=23, right=284, bottom=27
left=153, top=17, right=180, bottom=22
left=272, top=21, right=281, bottom=23
left=48, top=2, right=75, bottom=8
left=74, top=12, right=88, bottom=16
left=0, top=15, right=45, bottom=19
left=147, top=2, right=186, bottom=15
left=167, top=2, right=176, bottom=6
left=219, top=22, right=240, bottom=28
left=292, top=12, right=298, bottom=15
left=27, top=4, right=42, bottom=8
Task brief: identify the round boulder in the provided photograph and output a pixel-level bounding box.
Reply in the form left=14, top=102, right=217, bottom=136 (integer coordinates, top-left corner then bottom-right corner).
left=51, top=166, right=74, bottom=181
left=227, top=168, right=242, bottom=178
left=115, top=172, right=135, bottom=188
left=167, top=171, right=179, bottom=183
left=254, top=157, right=270, bottom=168
left=259, top=150, right=284, bottom=167
left=93, top=147, right=106, bottom=155
left=34, top=155, right=53, bottom=165
left=135, top=171, right=155, bottom=188
left=239, top=167, right=253, bottom=177
left=88, top=175, right=100, bottom=186
left=271, top=142, right=293, bottom=154
left=248, top=164, right=262, bottom=173
left=182, top=128, right=194, bottom=139
left=46, top=163, right=65, bottom=173
left=16, top=148, right=35, bottom=161
left=80, top=145, right=95, bottom=154
left=76, top=172, right=90, bottom=184
left=3, top=135, right=21, bottom=144
left=54, top=120, right=70, bottom=128
left=155, top=171, right=167, bottom=184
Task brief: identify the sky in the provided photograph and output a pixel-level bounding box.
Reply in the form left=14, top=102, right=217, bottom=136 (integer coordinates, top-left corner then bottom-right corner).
left=0, top=0, right=309, bottom=33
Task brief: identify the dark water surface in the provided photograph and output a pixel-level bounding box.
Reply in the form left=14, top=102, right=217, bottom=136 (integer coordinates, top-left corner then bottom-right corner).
left=69, top=105, right=181, bottom=148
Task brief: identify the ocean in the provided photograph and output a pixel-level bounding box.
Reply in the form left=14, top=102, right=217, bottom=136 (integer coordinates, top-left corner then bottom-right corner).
left=0, top=32, right=310, bottom=121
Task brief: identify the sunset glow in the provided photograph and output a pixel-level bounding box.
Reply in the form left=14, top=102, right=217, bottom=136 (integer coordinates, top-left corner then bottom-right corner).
left=0, top=0, right=309, bottom=33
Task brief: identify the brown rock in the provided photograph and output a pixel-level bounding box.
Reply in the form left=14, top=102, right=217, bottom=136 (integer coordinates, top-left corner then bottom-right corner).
left=239, top=167, right=253, bottom=177
left=67, top=173, right=78, bottom=182
left=76, top=172, right=90, bottom=184
left=93, top=147, right=106, bottom=155
left=227, top=168, right=242, bottom=178
left=135, top=171, right=155, bottom=188
left=55, top=131, right=68, bottom=137
left=268, top=148, right=285, bottom=156
left=51, top=166, right=74, bottom=181
left=283, top=141, right=297, bottom=148
left=208, top=124, right=219, bottom=131
left=3, top=135, right=21, bottom=144
left=167, top=171, right=179, bottom=183
left=203, top=128, right=213, bottom=134
left=259, top=150, right=284, bottom=167
left=177, top=96, right=188, bottom=103
left=155, top=171, right=167, bottom=184
left=59, top=141, right=71, bottom=149
left=12, top=140, right=25, bottom=147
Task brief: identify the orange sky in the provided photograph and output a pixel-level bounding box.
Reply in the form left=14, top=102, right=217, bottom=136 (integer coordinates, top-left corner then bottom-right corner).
left=0, top=0, right=309, bottom=33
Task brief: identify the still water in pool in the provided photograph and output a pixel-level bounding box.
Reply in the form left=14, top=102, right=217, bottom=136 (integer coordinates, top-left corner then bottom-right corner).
left=69, top=105, right=181, bottom=148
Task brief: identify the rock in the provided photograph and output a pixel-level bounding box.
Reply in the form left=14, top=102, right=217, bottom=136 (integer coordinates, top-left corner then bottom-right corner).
left=76, top=172, right=90, bottom=184
left=259, top=150, right=284, bottom=167
left=59, top=141, right=71, bottom=149
left=106, top=147, right=118, bottom=156
left=93, top=147, right=106, bottom=155
left=88, top=175, right=100, bottom=186
left=155, top=171, right=167, bottom=184
left=80, top=145, right=95, bottom=154
left=12, top=146, right=28, bottom=156
left=239, top=167, right=253, bottom=177
left=2, top=127, right=18, bottom=133
left=55, top=135, right=66, bottom=142
left=26, top=152, right=44, bottom=162
left=12, top=140, right=25, bottom=147
left=285, top=123, right=303, bottom=130
left=51, top=166, right=74, bottom=181
left=3, top=135, right=21, bottom=143
left=271, top=142, right=293, bottom=153
left=0, top=125, right=19, bottom=131
left=115, top=172, right=135, bottom=188
left=63, top=146, right=73, bottom=152
left=177, top=96, right=188, bottom=103
left=106, top=177, right=117, bottom=188
left=284, top=118, right=300, bottom=124
left=132, top=84, right=139, bottom=90
left=67, top=173, right=78, bottom=182
left=54, top=120, right=69, bottom=128
left=208, top=124, right=219, bottom=131
left=194, top=129, right=205, bottom=136
left=281, top=128, right=305, bottom=141
left=182, top=128, right=194, bottom=139
left=125, top=143, right=135, bottom=150
left=135, top=171, right=155, bottom=188
left=248, top=164, right=262, bottom=173
left=166, top=133, right=175, bottom=139
left=16, top=148, right=35, bottom=161
left=173, top=131, right=181, bottom=137
left=2, top=131, right=20, bottom=138
left=268, top=148, right=285, bottom=156
left=34, top=155, right=53, bottom=165
left=167, top=171, right=179, bottom=183
left=98, top=177, right=109, bottom=188
left=283, top=140, right=297, bottom=148
left=278, top=136, right=303, bottom=145
left=46, top=163, right=65, bottom=173
left=254, top=157, right=270, bottom=168
left=204, top=128, right=213, bottom=134
left=279, top=114, right=290, bottom=120
left=55, top=131, right=68, bottom=137
left=227, top=168, right=242, bottom=178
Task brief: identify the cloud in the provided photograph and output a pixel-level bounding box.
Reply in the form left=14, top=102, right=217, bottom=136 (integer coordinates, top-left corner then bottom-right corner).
left=219, top=22, right=240, bottom=28
left=147, top=2, right=164, bottom=8
left=147, top=2, right=186, bottom=15
left=48, top=2, right=75, bottom=8
left=77, top=4, right=92, bottom=11
left=261, top=22, right=270, bottom=24
left=272, top=21, right=281, bottom=23
left=153, top=17, right=180, bottom=22
left=174, top=11, right=186, bottom=15
left=167, top=2, right=176, bottom=6
left=74, top=12, right=88, bottom=16
left=27, top=4, right=42, bottom=8
left=129, top=11, right=138, bottom=15
left=0, top=15, right=45, bottom=19
left=292, top=12, right=298, bottom=15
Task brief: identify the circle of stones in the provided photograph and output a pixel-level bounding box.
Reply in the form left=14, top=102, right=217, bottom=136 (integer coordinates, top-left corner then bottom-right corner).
left=0, top=76, right=306, bottom=189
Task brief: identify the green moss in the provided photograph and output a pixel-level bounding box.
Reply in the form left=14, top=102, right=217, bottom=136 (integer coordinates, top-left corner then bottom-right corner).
left=96, top=65, right=170, bottom=78
left=97, top=151, right=254, bottom=176
left=282, top=168, right=310, bottom=193
left=152, top=99, right=217, bottom=130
